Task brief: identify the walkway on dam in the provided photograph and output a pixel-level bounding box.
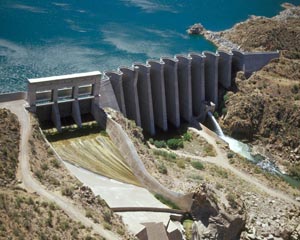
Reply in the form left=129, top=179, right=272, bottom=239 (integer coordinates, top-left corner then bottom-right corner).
left=0, top=100, right=122, bottom=240
left=63, top=162, right=183, bottom=235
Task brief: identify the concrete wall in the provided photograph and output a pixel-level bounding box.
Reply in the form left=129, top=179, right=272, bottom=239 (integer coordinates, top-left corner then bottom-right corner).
left=204, top=51, right=219, bottom=106
left=105, top=71, right=127, bottom=117
left=232, top=50, right=279, bottom=78
left=147, top=60, right=168, bottom=131
left=189, top=53, right=205, bottom=120
left=92, top=105, right=193, bottom=211
left=0, top=92, right=27, bottom=103
left=176, top=55, right=193, bottom=123
left=161, top=57, right=180, bottom=128
left=27, top=71, right=101, bottom=130
left=135, top=63, right=155, bottom=135
left=218, top=51, right=233, bottom=89
left=23, top=50, right=280, bottom=134
left=99, top=74, right=120, bottom=111
left=120, top=66, right=141, bottom=127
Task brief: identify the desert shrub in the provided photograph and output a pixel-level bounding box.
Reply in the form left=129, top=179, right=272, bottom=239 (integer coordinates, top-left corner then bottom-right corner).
left=183, top=132, right=192, bottom=141
left=227, top=152, right=234, bottom=158
left=154, top=140, right=167, bottom=148
left=153, top=149, right=177, bottom=161
left=223, top=93, right=229, bottom=102
left=103, top=222, right=112, bottom=230
left=222, top=107, right=227, bottom=115
left=176, top=159, right=185, bottom=169
left=61, top=186, right=73, bottom=197
left=85, top=210, right=93, bottom=218
left=191, top=161, right=204, bottom=170
left=154, top=194, right=180, bottom=210
left=51, top=159, right=60, bottom=168
left=41, top=163, right=48, bottom=171
left=103, top=208, right=112, bottom=223
left=203, top=145, right=216, bottom=157
left=291, top=84, right=299, bottom=94
left=149, top=138, right=154, bottom=144
left=213, top=112, right=219, bottom=119
left=34, top=170, right=43, bottom=180
left=226, top=192, right=238, bottom=209
left=157, top=162, right=168, bottom=174
left=167, top=138, right=183, bottom=150
left=289, top=164, right=300, bottom=180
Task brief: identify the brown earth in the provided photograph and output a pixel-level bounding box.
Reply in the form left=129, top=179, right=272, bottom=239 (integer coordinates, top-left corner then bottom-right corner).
left=0, top=108, right=20, bottom=186
left=215, top=4, right=300, bottom=178
left=106, top=109, right=300, bottom=240
left=220, top=4, right=300, bottom=52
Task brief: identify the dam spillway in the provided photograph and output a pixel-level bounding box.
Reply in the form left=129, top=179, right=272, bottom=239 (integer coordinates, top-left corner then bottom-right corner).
left=26, top=50, right=279, bottom=135
left=51, top=132, right=140, bottom=186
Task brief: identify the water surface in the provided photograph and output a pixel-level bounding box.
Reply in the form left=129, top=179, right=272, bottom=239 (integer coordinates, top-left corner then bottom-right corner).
left=1, top=0, right=299, bottom=92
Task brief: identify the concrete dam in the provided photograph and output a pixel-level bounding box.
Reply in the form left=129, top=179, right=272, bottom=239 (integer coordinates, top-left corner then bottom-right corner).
left=26, top=49, right=279, bottom=135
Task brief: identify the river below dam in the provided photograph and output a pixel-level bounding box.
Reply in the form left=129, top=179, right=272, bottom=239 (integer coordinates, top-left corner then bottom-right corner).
left=208, top=112, right=300, bottom=188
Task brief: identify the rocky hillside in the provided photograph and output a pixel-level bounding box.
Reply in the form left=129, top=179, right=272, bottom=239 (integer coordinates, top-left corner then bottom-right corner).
left=208, top=3, right=300, bottom=177
left=0, top=109, right=102, bottom=239
left=220, top=3, right=300, bottom=52
left=0, top=108, right=20, bottom=186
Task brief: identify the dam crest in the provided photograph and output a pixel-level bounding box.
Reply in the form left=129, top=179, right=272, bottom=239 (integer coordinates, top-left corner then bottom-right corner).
left=25, top=49, right=279, bottom=134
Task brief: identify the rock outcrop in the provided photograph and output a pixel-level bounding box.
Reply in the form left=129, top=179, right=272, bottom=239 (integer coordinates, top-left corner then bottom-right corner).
left=191, top=184, right=246, bottom=240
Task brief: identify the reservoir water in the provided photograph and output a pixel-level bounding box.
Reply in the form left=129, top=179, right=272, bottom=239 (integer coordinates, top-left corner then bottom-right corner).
left=1, top=0, right=300, bottom=93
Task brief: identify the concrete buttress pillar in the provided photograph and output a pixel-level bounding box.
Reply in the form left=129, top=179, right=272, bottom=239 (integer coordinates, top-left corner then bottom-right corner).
left=203, top=51, right=219, bottom=106
left=71, top=85, right=82, bottom=128
left=218, top=51, right=233, bottom=89
left=27, top=84, right=37, bottom=112
left=135, top=63, right=155, bottom=135
left=105, top=71, right=127, bottom=117
left=120, top=66, right=141, bottom=127
left=189, top=53, right=206, bottom=120
left=147, top=60, right=168, bottom=131
left=99, top=74, right=120, bottom=111
left=176, top=55, right=193, bottom=123
left=161, top=57, right=180, bottom=128
left=52, top=103, right=62, bottom=132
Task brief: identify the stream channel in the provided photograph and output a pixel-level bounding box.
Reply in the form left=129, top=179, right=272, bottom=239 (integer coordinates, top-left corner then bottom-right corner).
left=208, top=112, right=300, bottom=188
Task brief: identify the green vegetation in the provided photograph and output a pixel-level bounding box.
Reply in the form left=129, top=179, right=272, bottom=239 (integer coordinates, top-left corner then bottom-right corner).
left=183, top=219, right=194, bottom=240
left=153, top=140, right=167, bottom=148
left=153, top=149, right=177, bottom=161
left=191, top=161, right=205, bottom=170
left=176, top=159, right=186, bottom=169
left=289, top=164, right=300, bottom=181
left=203, top=144, right=216, bottom=157
left=167, top=138, right=184, bottom=150
left=157, top=162, right=168, bottom=174
left=154, top=194, right=180, bottom=210
left=183, top=132, right=192, bottom=141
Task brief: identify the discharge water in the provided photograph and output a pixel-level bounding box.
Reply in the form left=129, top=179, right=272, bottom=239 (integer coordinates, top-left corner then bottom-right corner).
left=1, top=0, right=300, bottom=93
left=208, top=112, right=300, bottom=188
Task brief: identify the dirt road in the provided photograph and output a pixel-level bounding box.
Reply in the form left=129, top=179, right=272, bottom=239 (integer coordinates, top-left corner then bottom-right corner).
left=179, top=127, right=300, bottom=207
left=0, top=100, right=121, bottom=240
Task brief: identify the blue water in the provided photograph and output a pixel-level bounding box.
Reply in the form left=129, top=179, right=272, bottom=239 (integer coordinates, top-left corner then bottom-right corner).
left=1, top=0, right=300, bottom=93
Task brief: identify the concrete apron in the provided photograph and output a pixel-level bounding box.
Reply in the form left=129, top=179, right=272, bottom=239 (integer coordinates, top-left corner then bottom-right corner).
left=63, top=161, right=181, bottom=235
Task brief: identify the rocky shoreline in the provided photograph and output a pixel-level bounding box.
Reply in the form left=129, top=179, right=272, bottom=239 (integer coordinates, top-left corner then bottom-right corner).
left=187, top=3, right=300, bottom=52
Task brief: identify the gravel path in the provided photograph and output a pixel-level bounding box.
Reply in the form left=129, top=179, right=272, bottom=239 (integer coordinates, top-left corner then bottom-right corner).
left=177, top=127, right=300, bottom=207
